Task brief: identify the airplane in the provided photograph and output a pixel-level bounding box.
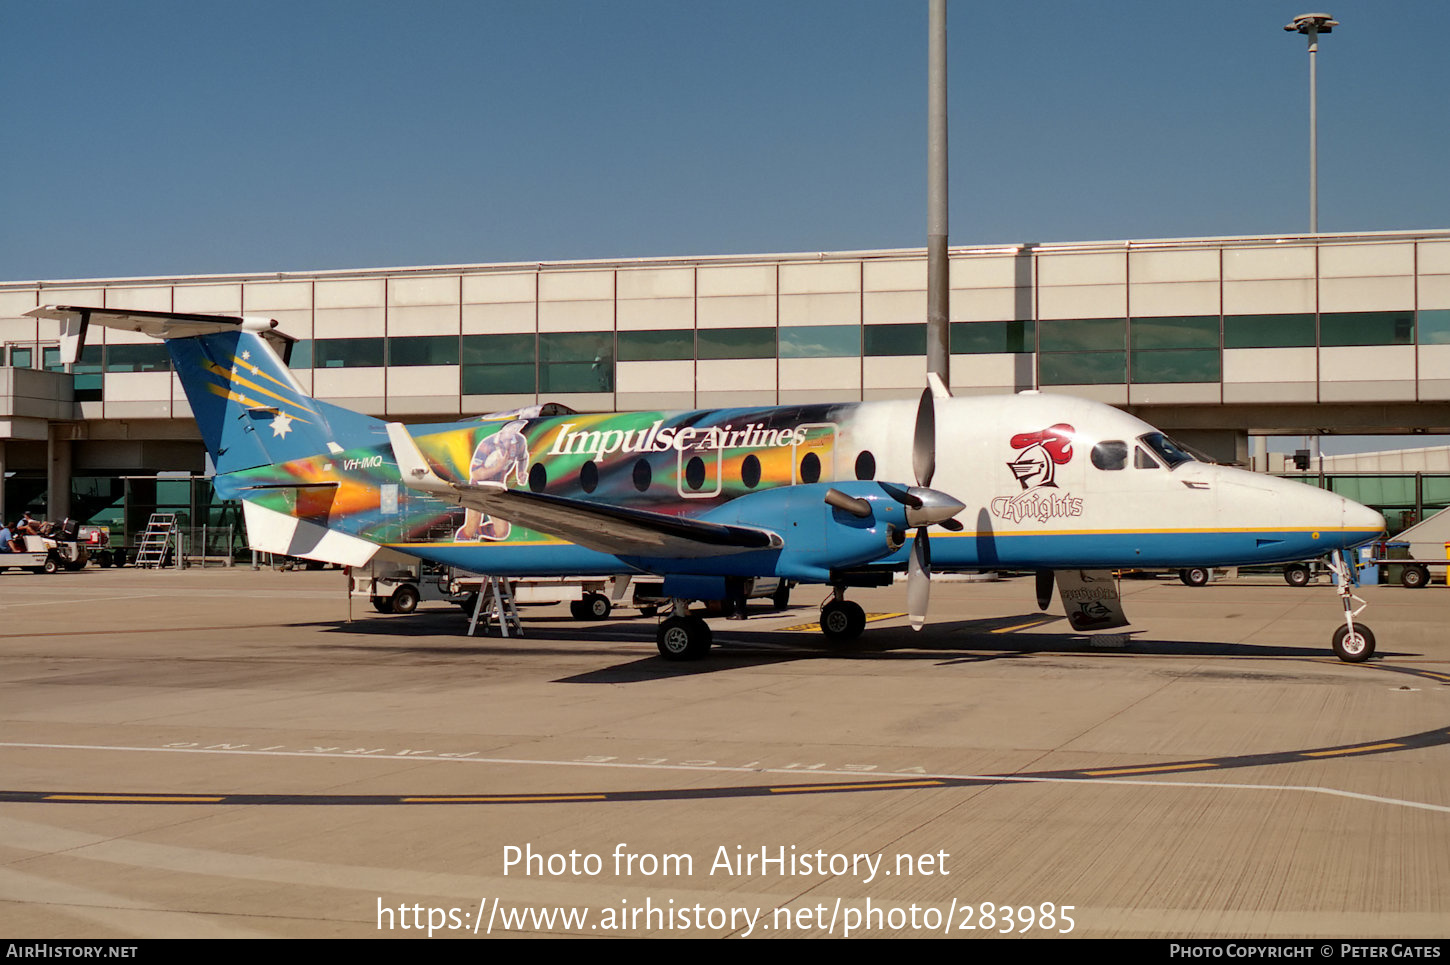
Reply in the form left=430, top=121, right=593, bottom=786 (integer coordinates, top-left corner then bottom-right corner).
left=31, top=305, right=1387, bottom=663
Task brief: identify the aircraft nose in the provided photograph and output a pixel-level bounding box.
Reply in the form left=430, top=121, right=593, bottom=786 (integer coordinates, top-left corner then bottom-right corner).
left=1344, top=497, right=1387, bottom=539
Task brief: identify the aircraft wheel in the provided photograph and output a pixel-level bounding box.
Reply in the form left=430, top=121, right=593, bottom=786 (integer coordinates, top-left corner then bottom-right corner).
left=371, top=597, right=392, bottom=614
left=820, top=599, right=866, bottom=641
left=390, top=584, right=420, bottom=615
left=1179, top=567, right=1210, bottom=587
left=1284, top=563, right=1312, bottom=587
left=1401, top=565, right=1430, bottom=590
left=584, top=592, right=612, bottom=619
left=1332, top=624, right=1376, bottom=663
left=657, top=616, right=710, bottom=661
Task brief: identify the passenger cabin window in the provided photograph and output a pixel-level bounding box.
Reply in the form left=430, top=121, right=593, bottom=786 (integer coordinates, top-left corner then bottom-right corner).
left=631, top=459, right=652, bottom=492
left=740, top=454, right=762, bottom=489
left=1091, top=441, right=1128, bottom=470
left=1134, top=447, right=1161, bottom=469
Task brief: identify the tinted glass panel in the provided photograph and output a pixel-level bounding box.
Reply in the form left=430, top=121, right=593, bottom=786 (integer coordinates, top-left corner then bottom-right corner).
left=1131, top=348, right=1220, bottom=383
left=461, top=363, right=536, bottom=394
left=863, top=323, right=926, bottom=357
left=778, top=325, right=860, bottom=358
left=9, top=347, right=32, bottom=368
left=1420, top=310, right=1450, bottom=345
left=290, top=340, right=313, bottom=369
left=1038, top=318, right=1125, bottom=352
left=1039, top=351, right=1126, bottom=385
left=697, top=327, right=775, bottom=359
left=540, top=333, right=613, bottom=391
left=950, top=320, right=1034, bottom=354
left=539, top=362, right=612, bottom=393
left=1320, top=311, right=1415, bottom=347
left=313, top=338, right=384, bottom=368
left=462, top=334, right=535, bottom=365
left=388, top=335, right=458, bottom=366
left=1131, top=316, right=1218, bottom=350
left=1223, top=314, right=1315, bottom=348
left=618, top=329, right=693, bottom=361
left=105, top=343, right=172, bottom=372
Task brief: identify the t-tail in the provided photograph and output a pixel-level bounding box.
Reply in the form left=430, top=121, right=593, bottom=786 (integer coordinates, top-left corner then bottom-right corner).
left=31, top=305, right=387, bottom=486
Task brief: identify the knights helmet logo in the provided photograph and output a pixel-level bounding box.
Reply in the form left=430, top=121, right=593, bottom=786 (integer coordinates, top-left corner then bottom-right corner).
left=1007, top=424, right=1075, bottom=490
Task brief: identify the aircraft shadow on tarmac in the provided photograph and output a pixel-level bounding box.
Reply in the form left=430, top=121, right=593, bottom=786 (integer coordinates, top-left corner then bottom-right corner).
left=312, top=605, right=1401, bottom=683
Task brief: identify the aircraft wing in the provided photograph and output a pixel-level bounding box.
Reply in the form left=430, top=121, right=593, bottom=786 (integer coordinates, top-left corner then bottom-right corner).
left=386, top=423, right=781, bottom=559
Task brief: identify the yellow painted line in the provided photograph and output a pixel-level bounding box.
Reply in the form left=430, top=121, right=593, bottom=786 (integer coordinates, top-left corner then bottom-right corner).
left=1304, top=742, right=1402, bottom=758
left=1083, top=762, right=1219, bottom=777
left=991, top=619, right=1054, bottom=634
left=781, top=613, right=905, bottom=633
left=770, top=780, right=943, bottom=794
left=401, top=794, right=606, bottom=804
left=46, top=794, right=226, bottom=803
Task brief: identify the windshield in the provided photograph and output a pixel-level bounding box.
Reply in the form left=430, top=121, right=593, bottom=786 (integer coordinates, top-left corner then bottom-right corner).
left=1138, top=432, right=1195, bottom=468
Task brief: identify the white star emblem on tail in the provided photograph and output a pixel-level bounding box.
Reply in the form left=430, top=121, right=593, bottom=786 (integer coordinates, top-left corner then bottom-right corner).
left=271, top=412, right=294, bottom=438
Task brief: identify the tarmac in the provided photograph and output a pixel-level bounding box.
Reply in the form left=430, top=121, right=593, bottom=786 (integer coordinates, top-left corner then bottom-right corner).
left=1, top=565, right=1447, bottom=939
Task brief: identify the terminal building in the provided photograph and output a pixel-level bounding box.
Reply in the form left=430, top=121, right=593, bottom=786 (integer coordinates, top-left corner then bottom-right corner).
left=2, top=228, right=1448, bottom=549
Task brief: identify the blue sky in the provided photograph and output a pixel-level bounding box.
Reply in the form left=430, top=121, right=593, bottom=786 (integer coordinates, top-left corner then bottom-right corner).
left=2, top=1, right=1446, bottom=281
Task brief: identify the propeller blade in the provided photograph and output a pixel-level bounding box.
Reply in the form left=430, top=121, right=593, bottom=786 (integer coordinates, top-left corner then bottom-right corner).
left=1035, top=570, right=1054, bottom=611
left=913, top=387, right=935, bottom=488
left=907, top=526, right=931, bottom=631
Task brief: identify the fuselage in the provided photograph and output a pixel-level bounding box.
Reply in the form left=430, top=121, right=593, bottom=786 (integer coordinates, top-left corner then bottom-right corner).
left=225, top=392, right=1385, bottom=579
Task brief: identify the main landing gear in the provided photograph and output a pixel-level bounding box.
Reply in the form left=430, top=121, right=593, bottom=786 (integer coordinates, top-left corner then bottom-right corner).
left=1327, top=548, right=1375, bottom=663
left=656, top=599, right=712, bottom=661
left=820, top=587, right=866, bottom=642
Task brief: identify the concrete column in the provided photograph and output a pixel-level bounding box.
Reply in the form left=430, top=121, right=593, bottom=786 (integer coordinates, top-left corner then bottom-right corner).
left=0, top=441, right=6, bottom=524
left=46, top=425, right=71, bottom=521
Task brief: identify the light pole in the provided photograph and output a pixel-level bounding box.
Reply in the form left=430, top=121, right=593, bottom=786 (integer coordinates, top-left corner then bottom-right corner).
left=1284, top=13, right=1338, bottom=233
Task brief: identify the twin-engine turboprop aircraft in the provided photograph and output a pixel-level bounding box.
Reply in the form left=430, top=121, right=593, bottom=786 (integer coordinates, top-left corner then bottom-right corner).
left=33, top=306, right=1386, bottom=662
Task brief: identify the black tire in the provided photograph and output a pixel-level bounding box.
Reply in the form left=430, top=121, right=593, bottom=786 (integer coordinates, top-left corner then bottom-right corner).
left=1401, top=565, right=1430, bottom=590
left=1284, top=564, right=1311, bottom=587
left=98, top=552, right=112, bottom=569
left=657, top=615, right=711, bottom=661
left=390, top=584, right=421, bottom=615
left=640, top=605, right=658, bottom=618
left=458, top=593, right=480, bottom=615
left=1179, top=567, right=1210, bottom=587
left=42, top=558, right=59, bottom=575
left=585, top=593, right=612, bottom=619
left=772, top=584, right=791, bottom=610
left=371, top=597, right=393, bottom=614
left=820, top=599, right=866, bottom=641
left=569, top=599, right=589, bottom=620
left=1332, top=623, right=1376, bottom=663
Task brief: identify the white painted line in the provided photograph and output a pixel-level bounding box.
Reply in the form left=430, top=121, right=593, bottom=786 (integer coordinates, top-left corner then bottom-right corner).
left=4, top=739, right=1448, bottom=813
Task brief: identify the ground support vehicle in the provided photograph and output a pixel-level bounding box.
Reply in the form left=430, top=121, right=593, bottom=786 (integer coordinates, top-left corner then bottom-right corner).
left=0, top=534, right=88, bottom=574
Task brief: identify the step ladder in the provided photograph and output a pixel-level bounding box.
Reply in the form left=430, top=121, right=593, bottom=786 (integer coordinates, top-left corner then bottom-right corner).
left=135, top=513, right=178, bottom=569
left=466, top=577, right=523, bottom=637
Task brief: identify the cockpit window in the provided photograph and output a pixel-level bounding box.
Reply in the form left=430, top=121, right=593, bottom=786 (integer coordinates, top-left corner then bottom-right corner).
left=1134, top=446, right=1161, bottom=469
left=1138, top=432, right=1195, bottom=469
left=1091, top=441, right=1128, bottom=470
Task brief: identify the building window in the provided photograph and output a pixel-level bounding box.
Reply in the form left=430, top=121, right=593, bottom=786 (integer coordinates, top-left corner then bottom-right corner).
left=863, top=323, right=927, bottom=357
left=1319, top=311, right=1415, bottom=347
left=697, top=327, right=775, bottom=359
left=778, top=325, right=860, bottom=359
left=1038, top=318, right=1125, bottom=385
left=1420, top=310, right=1450, bottom=345
left=1223, top=314, right=1315, bottom=348
left=74, top=345, right=103, bottom=402
left=1040, top=351, right=1126, bottom=385
left=618, top=329, right=693, bottom=361
left=949, top=320, right=1034, bottom=354
left=388, top=335, right=459, bottom=366
left=104, top=343, right=172, bottom=372
left=312, top=338, right=384, bottom=368
left=1131, top=349, right=1221, bottom=383
left=462, top=334, right=536, bottom=395
left=539, top=332, right=613, bottom=392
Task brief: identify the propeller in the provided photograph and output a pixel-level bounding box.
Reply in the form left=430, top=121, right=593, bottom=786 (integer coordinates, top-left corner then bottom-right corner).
left=906, top=386, right=963, bottom=631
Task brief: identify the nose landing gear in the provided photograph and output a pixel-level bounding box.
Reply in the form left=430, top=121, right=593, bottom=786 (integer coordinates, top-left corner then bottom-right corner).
left=1327, top=549, right=1374, bottom=663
